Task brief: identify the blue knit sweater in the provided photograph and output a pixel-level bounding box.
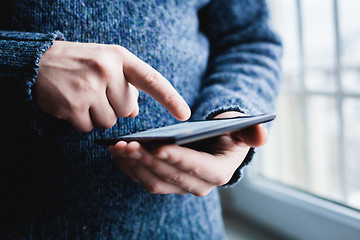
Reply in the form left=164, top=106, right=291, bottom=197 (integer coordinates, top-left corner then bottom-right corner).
left=0, top=0, right=281, bottom=239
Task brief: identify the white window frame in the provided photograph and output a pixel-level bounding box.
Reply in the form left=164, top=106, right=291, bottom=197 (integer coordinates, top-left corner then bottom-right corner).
left=221, top=0, right=360, bottom=239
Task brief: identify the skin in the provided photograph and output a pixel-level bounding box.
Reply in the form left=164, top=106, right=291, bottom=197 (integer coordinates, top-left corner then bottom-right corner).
left=109, top=111, right=268, bottom=197
left=34, top=41, right=191, bottom=132
left=34, top=41, right=268, bottom=197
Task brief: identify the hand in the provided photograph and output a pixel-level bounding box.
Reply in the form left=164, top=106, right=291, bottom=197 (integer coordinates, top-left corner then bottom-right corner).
left=34, top=41, right=191, bottom=132
left=108, top=111, right=268, bottom=196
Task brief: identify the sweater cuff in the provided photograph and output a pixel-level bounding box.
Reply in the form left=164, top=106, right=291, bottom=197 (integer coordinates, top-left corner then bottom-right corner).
left=0, top=30, right=64, bottom=102
left=223, top=147, right=255, bottom=186
left=191, top=95, right=261, bottom=121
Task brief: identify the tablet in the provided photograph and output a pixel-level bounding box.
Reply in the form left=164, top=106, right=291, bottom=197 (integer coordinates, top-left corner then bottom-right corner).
left=95, top=113, right=275, bottom=148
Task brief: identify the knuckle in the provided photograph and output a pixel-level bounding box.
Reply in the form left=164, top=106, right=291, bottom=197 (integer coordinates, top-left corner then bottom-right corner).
left=125, top=100, right=139, bottom=117
left=145, top=182, right=161, bottom=194
left=95, top=46, right=123, bottom=80
left=214, top=172, right=232, bottom=186
left=111, top=44, right=126, bottom=55
left=190, top=165, right=206, bottom=177
left=144, top=70, right=162, bottom=89
left=146, top=157, right=159, bottom=169
left=107, top=45, right=127, bottom=63
left=98, top=117, right=117, bottom=129
left=78, top=126, right=93, bottom=133
left=70, top=101, right=88, bottom=115
left=215, top=176, right=230, bottom=186
left=114, top=93, right=138, bottom=118
left=106, top=46, right=124, bottom=62
left=114, top=106, right=129, bottom=118
left=193, top=189, right=211, bottom=197
left=72, top=120, right=93, bottom=133
left=68, top=112, right=93, bottom=133
left=128, top=107, right=139, bottom=118
left=164, top=92, right=178, bottom=107
left=167, top=172, right=185, bottom=185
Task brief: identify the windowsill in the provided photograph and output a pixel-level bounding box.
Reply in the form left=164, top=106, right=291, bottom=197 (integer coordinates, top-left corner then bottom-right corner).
left=219, top=173, right=360, bottom=240
left=222, top=208, right=289, bottom=240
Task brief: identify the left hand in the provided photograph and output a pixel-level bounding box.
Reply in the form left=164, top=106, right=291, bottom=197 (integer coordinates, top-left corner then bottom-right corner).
left=108, top=111, right=268, bottom=196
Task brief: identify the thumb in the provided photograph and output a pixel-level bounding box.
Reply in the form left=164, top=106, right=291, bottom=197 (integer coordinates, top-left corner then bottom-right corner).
left=231, top=124, right=268, bottom=148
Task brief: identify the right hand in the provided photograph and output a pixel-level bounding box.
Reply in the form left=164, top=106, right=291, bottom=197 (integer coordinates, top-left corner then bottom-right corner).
left=34, top=41, right=191, bottom=132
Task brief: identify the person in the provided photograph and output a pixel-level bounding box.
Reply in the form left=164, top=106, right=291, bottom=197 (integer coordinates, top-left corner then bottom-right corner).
left=0, top=0, right=282, bottom=239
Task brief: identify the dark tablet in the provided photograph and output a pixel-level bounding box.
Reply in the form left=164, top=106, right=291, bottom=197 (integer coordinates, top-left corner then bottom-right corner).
left=95, top=113, right=275, bottom=148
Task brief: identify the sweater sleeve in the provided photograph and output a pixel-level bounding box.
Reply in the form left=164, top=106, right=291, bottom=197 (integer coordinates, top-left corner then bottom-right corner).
left=0, top=31, right=63, bottom=117
left=193, top=0, right=282, bottom=184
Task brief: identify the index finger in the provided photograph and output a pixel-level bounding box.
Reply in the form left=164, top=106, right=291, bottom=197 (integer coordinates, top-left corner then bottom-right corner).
left=153, top=144, right=242, bottom=186
left=121, top=48, right=191, bottom=121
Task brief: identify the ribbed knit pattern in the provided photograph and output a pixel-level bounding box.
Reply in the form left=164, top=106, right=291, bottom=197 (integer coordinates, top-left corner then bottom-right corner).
left=0, top=0, right=282, bottom=239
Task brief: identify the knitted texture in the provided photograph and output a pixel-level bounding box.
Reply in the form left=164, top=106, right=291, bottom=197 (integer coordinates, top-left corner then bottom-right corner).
left=0, top=0, right=282, bottom=239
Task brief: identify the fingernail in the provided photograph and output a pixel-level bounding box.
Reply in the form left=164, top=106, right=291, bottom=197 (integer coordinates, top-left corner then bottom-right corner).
left=128, top=151, right=142, bottom=160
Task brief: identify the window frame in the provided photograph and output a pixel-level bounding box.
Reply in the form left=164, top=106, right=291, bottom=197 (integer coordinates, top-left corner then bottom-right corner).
left=221, top=169, right=360, bottom=239
left=220, top=1, right=360, bottom=238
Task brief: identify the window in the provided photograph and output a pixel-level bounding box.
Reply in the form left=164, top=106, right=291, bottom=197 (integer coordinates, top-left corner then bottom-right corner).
left=259, top=0, right=360, bottom=210
left=221, top=0, right=360, bottom=239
